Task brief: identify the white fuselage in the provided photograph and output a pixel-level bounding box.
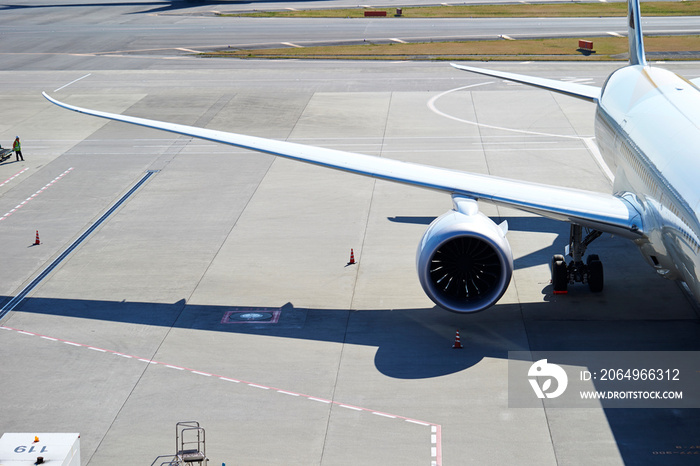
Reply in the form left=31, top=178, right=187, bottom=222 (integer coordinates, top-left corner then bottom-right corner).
left=595, top=65, right=700, bottom=299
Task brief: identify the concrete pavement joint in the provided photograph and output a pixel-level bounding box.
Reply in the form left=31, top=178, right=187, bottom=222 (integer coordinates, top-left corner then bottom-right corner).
left=0, top=324, right=442, bottom=465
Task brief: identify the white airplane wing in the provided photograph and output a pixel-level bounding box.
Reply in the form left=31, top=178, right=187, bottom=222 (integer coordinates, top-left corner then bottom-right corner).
left=42, top=92, right=641, bottom=238
left=450, top=63, right=601, bottom=102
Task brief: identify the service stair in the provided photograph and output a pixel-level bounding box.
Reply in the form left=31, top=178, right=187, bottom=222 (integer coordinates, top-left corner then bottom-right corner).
left=151, top=421, right=208, bottom=466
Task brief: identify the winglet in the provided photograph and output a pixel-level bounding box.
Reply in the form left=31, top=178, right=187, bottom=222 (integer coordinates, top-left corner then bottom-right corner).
left=628, top=0, right=647, bottom=66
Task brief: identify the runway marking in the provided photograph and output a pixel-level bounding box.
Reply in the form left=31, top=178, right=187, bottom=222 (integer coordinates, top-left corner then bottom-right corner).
left=220, top=377, right=240, bottom=383
left=54, top=73, right=92, bottom=92
left=281, top=42, right=303, bottom=48
left=0, top=167, right=73, bottom=223
left=249, top=384, right=270, bottom=390
left=309, top=397, right=332, bottom=403
left=391, top=38, right=407, bottom=44
left=339, top=404, right=363, bottom=411
left=583, top=137, right=614, bottom=182
left=176, top=47, right=203, bottom=53
left=428, top=83, right=592, bottom=140
left=2, top=324, right=443, bottom=466
left=0, top=168, right=29, bottom=188
left=0, top=170, right=155, bottom=320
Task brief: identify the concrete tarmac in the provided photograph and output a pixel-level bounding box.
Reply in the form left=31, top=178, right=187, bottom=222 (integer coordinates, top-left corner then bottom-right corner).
left=2, top=58, right=700, bottom=465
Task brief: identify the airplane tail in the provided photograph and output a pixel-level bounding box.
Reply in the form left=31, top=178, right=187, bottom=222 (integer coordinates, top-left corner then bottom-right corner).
left=628, top=0, right=647, bottom=65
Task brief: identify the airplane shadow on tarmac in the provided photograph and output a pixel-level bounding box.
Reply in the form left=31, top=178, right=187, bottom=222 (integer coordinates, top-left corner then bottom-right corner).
left=5, top=293, right=700, bottom=465
left=3, top=216, right=700, bottom=464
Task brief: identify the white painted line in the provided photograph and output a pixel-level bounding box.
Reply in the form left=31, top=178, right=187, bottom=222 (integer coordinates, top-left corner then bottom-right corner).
left=88, top=347, right=106, bottom=352
left=432, top=426, right=437, bottom=433
left=165, top=365, right=184, bottom=370
left=607, top=31, right=623, bottom=38
left=249, top=384, right=269, bottom=390
left=308, top=397, right=332, bottom=403
left=138, top=359, right=152, bottom=363
left=281, top=42, right=303, bottom=48
left=117, top=354, right=132, bottom=358
left=339, top=405, right=362, bottom=411
left=17, top=331, right=34, bottom=336
left=41, top=336, right=58, bottom=341
left=0, top=326, right=11, bottom=330
left=54, top=73, right=92, bottom=92
left=428, top=84, right=586, bottom=140
left=192, top=371, right=212, bottom=376
left=64, top=341, right=81, bottom=346
left=432, top=434, right=437, bottom=443
left=0, top=168, right=29, bottom=188
left=583, top=137, right=615, bottom=183
left=432, top=447, right=437, bottom=457
left=278, top=390, right=300, bottom=396
left=176, top=48, right=203, bottom=53
left=219, top=377, right=240, bottom=383
left=0, top=168, right=74, bottom=222
left=406, top=419, right=431, bottom=426
left=372, top=412, right=396, bottom=419
left=391, top=38, right=407, bottom=44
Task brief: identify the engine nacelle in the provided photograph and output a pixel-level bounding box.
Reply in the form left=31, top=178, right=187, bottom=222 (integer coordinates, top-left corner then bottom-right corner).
left=416, top=197, right=514, bottom=313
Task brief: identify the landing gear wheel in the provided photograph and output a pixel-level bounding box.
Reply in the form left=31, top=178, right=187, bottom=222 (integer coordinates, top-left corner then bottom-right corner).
left=586, top=254, right=600, bottom=266
left=587, top=259, right=604, bottom=292
left=552, top=257, right=568, bottom=293
left=551, top=254, right=565, bottom=271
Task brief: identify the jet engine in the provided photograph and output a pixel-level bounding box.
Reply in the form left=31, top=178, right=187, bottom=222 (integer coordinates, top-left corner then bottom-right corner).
left=416, top=197, right=513, bottom=313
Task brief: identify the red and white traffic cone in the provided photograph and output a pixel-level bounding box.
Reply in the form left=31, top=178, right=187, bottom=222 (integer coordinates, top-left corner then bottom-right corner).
left=452, top=330, right=463, bottom=349
left=347, top=249, right=356, bottom=265
left=34, top=230, right=41, bottom=245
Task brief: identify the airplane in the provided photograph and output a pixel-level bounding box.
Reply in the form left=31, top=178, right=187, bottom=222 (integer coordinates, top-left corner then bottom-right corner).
left=43, top=0, right=700, bottom=314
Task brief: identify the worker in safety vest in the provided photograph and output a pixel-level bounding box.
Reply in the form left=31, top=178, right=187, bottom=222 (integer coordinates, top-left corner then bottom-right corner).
left=13, top=136, right=23, bottom=161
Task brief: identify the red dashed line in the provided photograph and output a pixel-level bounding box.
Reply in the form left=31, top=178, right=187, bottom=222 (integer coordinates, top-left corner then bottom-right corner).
left=1, top=325, right=443, bottom=465
left=0, top=168, right=73, bottom=222
left=0, top=168, right=29, bottom=188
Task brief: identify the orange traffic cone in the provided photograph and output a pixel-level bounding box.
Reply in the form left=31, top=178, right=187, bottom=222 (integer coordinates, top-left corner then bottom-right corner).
left=452, top=330, right=463, bottom=349
left=347, top=249, right=356, bottom=265
left=34, top=230, right=40, bottom=245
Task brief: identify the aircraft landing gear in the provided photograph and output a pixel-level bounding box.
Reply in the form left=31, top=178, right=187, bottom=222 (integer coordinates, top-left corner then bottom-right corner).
left=551, top=224, right=603, bottom=294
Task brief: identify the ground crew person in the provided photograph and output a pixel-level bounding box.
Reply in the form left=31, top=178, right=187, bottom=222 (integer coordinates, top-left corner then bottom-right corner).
left=13, top=136, right=23, bottom=161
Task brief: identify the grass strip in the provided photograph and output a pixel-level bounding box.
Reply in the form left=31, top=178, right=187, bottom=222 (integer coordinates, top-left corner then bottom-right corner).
left=223, top=1, right=700, bottom=18
left=204, top=36, right=700, bottom=61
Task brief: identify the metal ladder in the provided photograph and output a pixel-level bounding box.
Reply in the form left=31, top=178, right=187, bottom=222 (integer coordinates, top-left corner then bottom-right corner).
left=176, top=421, right=208, bottom=465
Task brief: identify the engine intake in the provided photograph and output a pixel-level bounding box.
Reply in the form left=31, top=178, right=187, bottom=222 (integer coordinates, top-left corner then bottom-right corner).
left=417, top=199, right=513, bottom=313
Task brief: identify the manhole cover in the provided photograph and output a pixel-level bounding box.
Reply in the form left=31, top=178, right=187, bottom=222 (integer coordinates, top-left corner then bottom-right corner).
left=221, top=309, right=282, bottom=324
left=235, top=312, right=273, bottom=321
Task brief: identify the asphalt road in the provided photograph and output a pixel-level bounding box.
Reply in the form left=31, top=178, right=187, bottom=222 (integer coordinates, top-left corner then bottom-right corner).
left=1, top=0, right=699, bottom=69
